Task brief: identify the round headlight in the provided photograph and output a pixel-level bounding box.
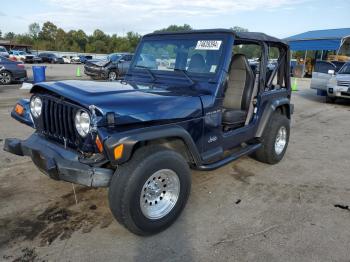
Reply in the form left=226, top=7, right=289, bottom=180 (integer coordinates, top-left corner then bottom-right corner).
left=75, top=110, right=91, bottom=137
left=30, top=96, right=42, bottom=118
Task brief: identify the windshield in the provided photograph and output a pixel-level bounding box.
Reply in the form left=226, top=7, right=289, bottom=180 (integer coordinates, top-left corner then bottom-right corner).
left=108, top=54, right=122, bottom=62
left=131, top=37, right=225, bottom=76
left=339, top=63, right=350, bottom=74
left=18, top=51, right=26, bottom=55
left=0, top=47, right=6, bottom=52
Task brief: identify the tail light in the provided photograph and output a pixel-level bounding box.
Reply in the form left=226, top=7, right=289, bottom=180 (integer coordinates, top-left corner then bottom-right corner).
left=16, top=63, right=25, bottom=69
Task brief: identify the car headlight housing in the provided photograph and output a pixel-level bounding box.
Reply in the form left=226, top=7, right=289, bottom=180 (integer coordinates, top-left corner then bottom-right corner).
left=75, top=110, right=91, bottom=137
left=30, top=96, right=42, bottom=118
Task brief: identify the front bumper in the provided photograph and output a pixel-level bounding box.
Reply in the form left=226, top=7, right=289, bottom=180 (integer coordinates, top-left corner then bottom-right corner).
left=3, top=133, right=113, bottom=187
left=327, top=85, right=350, bottom=99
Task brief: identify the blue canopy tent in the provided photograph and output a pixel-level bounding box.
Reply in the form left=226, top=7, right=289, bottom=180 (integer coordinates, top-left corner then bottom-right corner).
left=285, top=28, right=350, bottom=77
left=285, top=28, right=350, bottom=51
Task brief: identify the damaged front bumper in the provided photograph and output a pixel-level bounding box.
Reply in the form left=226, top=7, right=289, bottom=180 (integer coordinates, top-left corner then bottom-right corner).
left=3, top=133, right=113, bottom=187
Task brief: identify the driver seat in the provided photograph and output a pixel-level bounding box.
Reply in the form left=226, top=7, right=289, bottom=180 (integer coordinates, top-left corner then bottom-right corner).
left=222, top=54, right=255, bottom=129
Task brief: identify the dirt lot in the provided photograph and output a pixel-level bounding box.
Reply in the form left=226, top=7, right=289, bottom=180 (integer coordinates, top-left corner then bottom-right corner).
left=1, top=78, right=350, bottom=262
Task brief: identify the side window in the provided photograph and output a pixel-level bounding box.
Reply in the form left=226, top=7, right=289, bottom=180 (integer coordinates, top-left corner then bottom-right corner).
left=233, top=43, right=262, bottom=75
left=267, top=46, right=280, bottom=86
left=314, top=61, right=336, bottom=74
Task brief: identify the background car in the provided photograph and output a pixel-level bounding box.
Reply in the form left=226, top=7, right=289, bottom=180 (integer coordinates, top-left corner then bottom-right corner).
left=84, top=53, right=133, bottom=80
left=78, top=55, right=93, bottom=64
left=0, top=46, right=9, bottom=58
left=0, top=56, right=27, bottom=85
left=310, top=60, right=345, bottom=95
left=325, top=62, right=350, bottom=103
left=9, top=50, right=26, bottom=61
left=61, top=56, right=71, bottom=63
left=38, top=53, right=64, bottom=64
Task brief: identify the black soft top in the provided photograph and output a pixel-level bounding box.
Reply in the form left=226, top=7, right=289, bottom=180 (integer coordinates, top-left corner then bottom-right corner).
left=145, top=29, right=287, bottom=46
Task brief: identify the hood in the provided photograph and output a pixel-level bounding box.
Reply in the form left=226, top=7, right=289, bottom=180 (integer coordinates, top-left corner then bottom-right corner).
left=31, top=80, right=203, bottom=125
left=86, top=59, right=110, bottom=67
left=336, top=74, right=350, bottom=82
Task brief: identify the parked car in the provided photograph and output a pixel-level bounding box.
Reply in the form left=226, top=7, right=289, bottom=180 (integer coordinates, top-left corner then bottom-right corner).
left=0, top=46, right=9, bottom=58
left=78, top=55, right=93, bottom=64
left=324, top=62, right=350, bottom=103
left=70, top=56, right=81, bottom=63
left=4, top=29, right=292, bottom=235
left=310, top=60, right=345, bottom=99
left=84, top=53, right=133, bottom=80
left=24, top=52, right=42, bottom=63
left=61, top=56, right=71, bottom=64
left=9, top=50, right=26, bottom=62
left=0, top=56, right=26, bottom=85
left=38, top=53, right=64, bottom=64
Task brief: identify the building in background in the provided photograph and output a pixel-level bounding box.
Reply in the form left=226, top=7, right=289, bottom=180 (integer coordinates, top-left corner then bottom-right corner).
left=285, top=28, right=350, bottom=77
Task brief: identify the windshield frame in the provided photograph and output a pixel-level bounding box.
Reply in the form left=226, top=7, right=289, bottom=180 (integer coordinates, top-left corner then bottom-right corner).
left=129, top=33, right=230, bottom=83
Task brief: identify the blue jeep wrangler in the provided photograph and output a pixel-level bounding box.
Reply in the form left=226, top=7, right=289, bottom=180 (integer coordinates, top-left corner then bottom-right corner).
left=4, top=29, right=292, bottom=235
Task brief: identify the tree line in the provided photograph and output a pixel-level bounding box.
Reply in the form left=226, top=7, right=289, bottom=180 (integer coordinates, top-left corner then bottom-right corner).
left=0, top=23, right=194, bottom=54
left=0, top=23, right=261, bottom=57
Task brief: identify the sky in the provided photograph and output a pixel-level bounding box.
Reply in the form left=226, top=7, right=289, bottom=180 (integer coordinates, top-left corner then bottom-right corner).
left=0, top=0, right=349, bottom=38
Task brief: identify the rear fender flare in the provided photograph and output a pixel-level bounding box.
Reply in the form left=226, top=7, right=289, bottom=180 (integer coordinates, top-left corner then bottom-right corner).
left=255, top=98, right=291, bottom=137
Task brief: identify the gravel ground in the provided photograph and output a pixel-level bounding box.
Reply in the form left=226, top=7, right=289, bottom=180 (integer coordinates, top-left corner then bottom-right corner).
left=1, top=76, right=350, bottom=262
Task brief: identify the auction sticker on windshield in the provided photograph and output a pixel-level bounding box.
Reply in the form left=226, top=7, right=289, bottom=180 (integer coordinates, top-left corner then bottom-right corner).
left=195, top=40, right=222, bottom=50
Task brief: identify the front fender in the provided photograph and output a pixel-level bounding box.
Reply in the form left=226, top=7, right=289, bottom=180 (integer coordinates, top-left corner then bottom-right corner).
left=255, top=98, right=292, bottom=137
left=11, top=99, right=34, bottom=128
left=104, top=125, right=202, bottom=166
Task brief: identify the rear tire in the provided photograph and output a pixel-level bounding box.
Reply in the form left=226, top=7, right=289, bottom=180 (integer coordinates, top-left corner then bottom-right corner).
left=108, top=145, right=191, bottom=235
left=0, top=71, right=13, bottom=85
left=251, top=112, right=290, bottom=164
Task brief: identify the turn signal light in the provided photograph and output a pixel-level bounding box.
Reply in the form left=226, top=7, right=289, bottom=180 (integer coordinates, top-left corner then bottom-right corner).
left=95, top=135, right=103, bottom=153
left=15, top=104, right=24, bottom=115
left=114, top=144, right=124, bottom=160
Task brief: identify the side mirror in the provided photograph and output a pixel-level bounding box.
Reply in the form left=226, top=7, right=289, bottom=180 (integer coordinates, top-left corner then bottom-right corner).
left=328, top=69, right=335, bottom=75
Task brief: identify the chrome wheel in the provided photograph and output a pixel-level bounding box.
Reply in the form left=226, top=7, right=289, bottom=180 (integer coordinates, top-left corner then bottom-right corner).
left=108, top=71, right=117, bottom=80
left=0, top=71, right=11, bottom=84
left=140, top=169, right=180, bottom=220
left=275, top=126, right=287, bottom=155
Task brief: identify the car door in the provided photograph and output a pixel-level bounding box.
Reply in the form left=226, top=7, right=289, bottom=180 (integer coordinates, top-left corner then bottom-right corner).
left=310, top=61, right=336, bottom=91
left=119, top=55, right=132, bottom=75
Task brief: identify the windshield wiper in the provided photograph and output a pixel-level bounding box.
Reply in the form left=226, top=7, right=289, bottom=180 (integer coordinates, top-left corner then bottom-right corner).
left=174, top=68, right=195, bottom=86
left=135, top=65, right=156, bottom=81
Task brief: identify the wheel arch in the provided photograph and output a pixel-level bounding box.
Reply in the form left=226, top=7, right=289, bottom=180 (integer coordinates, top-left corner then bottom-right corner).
left=255, top=97, right=292, bottom=138
left=104, top=125, right=202, bottom=167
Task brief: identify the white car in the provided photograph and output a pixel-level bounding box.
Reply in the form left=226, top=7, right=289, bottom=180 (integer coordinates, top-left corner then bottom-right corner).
left=325, top=62, right=350, bottom=103
left=61, top=56, right=71, bottom=64
left=0, top=46, right=9, bottom=58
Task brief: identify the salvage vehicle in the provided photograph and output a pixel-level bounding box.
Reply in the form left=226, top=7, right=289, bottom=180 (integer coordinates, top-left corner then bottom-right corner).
left=84, top=53, right=133, bottom=80
left=4, top=29, right=292, bottom=235
left=324, top=62, right=350, bottom=103
left=0, top=56, right=27, bottom=84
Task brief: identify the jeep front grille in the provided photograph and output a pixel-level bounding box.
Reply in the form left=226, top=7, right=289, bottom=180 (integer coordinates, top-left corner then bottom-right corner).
left=337, top=80, right=350, bottom=87
left=38, top=95, right=80, bottom=147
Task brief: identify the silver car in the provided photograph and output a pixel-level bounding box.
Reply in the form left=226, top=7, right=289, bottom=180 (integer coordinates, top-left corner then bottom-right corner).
left=0, top=46, right=9, bottom=58
left=325, top=62, right=350, bottom=102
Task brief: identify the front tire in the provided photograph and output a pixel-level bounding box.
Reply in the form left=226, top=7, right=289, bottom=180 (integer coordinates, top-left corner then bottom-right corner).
left=108, top=146, right=191, bottom=235
left=251, top=112, right=290, bottom=164
left=108, top=70, right=118, bottom=81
